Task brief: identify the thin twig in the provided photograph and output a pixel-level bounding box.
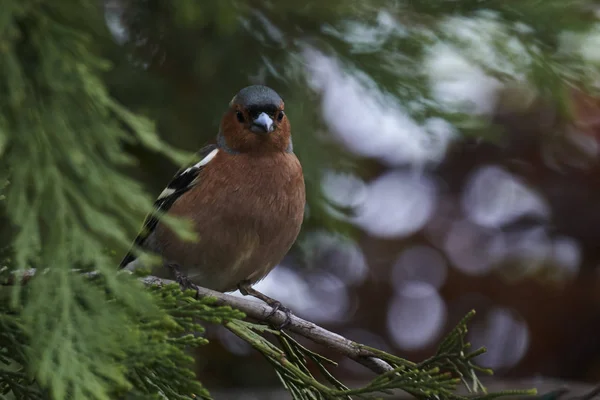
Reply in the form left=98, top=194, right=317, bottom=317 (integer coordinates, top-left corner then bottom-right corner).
left=140, top=275, right=394, bottom=374
left=4, top=269, right=394, bottom=375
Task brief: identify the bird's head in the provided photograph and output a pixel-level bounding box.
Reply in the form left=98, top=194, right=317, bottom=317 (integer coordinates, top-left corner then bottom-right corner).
left=219, top=85, right=291, bottom=153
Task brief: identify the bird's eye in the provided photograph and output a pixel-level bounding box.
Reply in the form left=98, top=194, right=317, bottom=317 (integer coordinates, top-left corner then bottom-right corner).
left=236, top=111, right=245, bottom=123
left=277, top=111, right=285, bottom=122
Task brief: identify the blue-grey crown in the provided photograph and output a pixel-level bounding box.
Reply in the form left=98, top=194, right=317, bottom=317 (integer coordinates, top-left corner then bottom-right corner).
left=231, top=85, right=283, bottom=109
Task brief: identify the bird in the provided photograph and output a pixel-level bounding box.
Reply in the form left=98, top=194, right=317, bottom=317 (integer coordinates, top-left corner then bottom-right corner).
left=120, top=85, right=306, bottom=326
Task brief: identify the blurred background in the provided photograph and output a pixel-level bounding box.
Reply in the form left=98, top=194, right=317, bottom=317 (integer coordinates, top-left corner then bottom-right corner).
left=102, top=0, right=600, bottom=397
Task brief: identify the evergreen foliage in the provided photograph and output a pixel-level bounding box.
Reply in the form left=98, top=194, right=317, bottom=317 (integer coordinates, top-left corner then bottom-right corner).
left=0, top=0, right=598, bottom=399
left=225, top=311, right=533, bottom=400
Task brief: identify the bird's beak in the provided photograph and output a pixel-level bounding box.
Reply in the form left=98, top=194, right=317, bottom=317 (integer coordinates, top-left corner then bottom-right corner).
left=250, top=112, right=274, bottom=134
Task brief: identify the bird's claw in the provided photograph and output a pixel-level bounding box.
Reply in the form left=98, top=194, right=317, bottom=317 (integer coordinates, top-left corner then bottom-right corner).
left=266, top=301, right=292, bottom=330
left=237, top=281, right=293, bottom=330
left=167, top=263, right=199, bottom=299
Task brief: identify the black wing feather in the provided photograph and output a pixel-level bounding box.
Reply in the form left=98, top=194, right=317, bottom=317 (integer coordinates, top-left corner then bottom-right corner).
left=119, top=144, right=218, bottom=268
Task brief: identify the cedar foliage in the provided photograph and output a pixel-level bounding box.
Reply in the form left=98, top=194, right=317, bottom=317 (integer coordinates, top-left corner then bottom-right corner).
left=0, top=1, right=598, bottom=399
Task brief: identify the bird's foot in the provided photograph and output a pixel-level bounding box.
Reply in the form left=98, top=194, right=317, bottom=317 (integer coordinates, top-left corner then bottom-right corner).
left=237, top=281, right=292, bottom=330
left=166, top=263, right=199, bottom=299
left=264, top=300, right=292, bottom=330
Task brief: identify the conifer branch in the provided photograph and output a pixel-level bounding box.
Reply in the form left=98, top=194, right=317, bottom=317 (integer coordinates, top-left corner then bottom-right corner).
left=4, top=268, right=537, bottom=399
left=139, top=275, right=396, bottom=375
left=1, top=268, right=392, bottom=375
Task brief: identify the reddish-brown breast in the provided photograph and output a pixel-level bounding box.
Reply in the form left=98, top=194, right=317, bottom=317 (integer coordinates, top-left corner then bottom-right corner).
left=148, top=150, right=305, bottom=292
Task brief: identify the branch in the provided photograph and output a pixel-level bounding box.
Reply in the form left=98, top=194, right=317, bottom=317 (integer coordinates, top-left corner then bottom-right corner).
left=139, top=275, right=394, bottom=375
left=4, top=269, right=393, bottom=375
left=4, top=268, right=538, bottom=399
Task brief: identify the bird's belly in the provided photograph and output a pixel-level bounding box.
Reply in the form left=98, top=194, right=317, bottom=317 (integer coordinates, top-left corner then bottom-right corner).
left=152, top=203, right=303, bottom=292
left=149, top=152, right=305, bottom=292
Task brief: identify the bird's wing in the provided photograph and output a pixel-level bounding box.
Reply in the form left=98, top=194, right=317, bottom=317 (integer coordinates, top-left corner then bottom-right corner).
left=119, top=144, right=220, bottom=268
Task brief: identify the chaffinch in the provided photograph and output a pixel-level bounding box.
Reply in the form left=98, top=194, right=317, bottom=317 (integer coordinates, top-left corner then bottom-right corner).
left=120, top=85, right=305, bottom=323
